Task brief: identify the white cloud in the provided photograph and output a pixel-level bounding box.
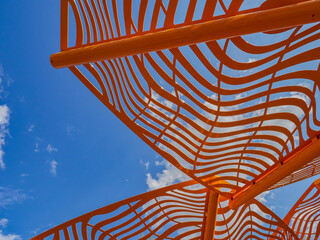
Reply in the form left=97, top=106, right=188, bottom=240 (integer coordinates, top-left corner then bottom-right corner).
left=34, top=142, right=39, bottom=153
left=0, top=230, right=21, bottom=240
left=50, top=160, right=58, bottom=176
left=66, top=125, right=74, bottom=136
left=46, top=144, right=58, bottom=153
left=247, top=58, right=256, bottom=63
left=0, top=187, right=26, bottom=208
left=0, top=105, right=9, bottom=169
left=0, top=219, right=8, bottom=228
left=27, top=124, right=34, bottom=132
left=139, top=160, right=150, bottom=171
left=0, top=106, right=9, bottom=126
left=144, top=162, right=149, bottom=170
left=0, top=65, right=4, bottom=77
left=256, top=191, right=270, bottom=204
left=31, top=228, right=40, bottom=236
left=146, top=160, right=190, bottom=191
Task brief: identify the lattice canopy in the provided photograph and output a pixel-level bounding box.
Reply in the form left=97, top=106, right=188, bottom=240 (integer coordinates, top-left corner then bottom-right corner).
left=32, top=0, right=320, bottom=239
left=31, top=180, right=298, bottom=240
left=50, top=0, right=320, bottom=204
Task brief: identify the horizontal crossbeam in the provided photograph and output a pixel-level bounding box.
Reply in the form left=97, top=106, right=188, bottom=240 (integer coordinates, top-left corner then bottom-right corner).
left=51, top=0, right=320, bottom=68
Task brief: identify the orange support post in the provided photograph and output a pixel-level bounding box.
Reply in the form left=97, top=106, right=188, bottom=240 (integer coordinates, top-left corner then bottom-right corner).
left=51, top=0, right=320, bottom=68
left=229, top=137, right=320, bottom=209
left=203, top=192, right=219, bottom=240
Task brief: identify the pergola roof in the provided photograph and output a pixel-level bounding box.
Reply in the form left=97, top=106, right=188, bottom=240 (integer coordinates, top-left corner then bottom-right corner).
left=33, top=0, right=320, bottom=239
left=31, top=179, right=298, bottom=240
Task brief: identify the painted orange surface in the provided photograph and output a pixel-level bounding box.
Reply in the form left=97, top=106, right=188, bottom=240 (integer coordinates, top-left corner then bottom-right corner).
left=32, top=0, right=320, bottom=239
left=57, top=0, right=320, bottom=198
left=31, top=180, right=298, bottom=240
left=283, top=179, right=320, bottom=239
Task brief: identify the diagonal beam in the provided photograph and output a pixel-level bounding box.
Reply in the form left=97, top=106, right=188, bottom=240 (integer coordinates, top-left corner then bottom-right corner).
left=229, top=136, right=320, bottom=209
left=51, top=0, right=320, bottom=68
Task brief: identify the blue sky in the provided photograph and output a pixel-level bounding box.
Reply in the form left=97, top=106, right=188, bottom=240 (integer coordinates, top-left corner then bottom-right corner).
left=0, top=1, right=319, bottom=239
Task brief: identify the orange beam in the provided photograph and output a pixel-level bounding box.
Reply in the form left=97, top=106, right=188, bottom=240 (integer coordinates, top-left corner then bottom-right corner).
left=60, top=0, right=68, bottom=51
left=313, top=177, right=320, bottom=189
left=203, top=192, right=219, bottom=240
left=51, top=0, right=320, bottom=68
left=229, top=137, right=320, bottom=209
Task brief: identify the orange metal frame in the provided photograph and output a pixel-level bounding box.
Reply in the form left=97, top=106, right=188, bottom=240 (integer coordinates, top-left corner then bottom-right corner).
left=229, top=136, right=320, bottom=209
left=31, top=179, right=299, bottom=240
left=33, top=0, right=320, bottom=239
left=57, top=0, right=320, bottom=199
left=51, top=0, right=320, bottom=68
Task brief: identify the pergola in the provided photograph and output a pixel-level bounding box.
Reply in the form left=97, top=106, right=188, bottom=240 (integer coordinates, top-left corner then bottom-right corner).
left=33, top=0, right=320, bottom=239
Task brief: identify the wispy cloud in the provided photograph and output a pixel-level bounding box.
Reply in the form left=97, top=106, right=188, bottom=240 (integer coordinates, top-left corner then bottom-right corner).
left=46, top=144, right=58, bottom=153
left=66, top=125, right=74, bottom=136
left=0, top=66, right=21, bottom=240
left=34, top=142, right=39, bottom=153
left=0, top=187, right=27, bottom=208
left=0, top=105, right=9, bottom=169
left=0, top=219, right=8, bottom=228
left=27, top=124, right=34, bottom=132
left=0, top=65, right=4, bottom=96
left=49, top=160, right=58, bottom=176
left=139, top=160, right=150, bottom=171
left=0, top=230, right=21, bottom=240
left=0, top=65, right=11, bottom=169
left=0, top=65, right=3, bottom=77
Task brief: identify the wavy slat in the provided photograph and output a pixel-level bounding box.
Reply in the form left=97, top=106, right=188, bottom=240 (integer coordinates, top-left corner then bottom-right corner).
left=283, top=179, right=320, bottom=239
left=215, top=198, right=299, bottom=240
left=57, top=0, right=320, bottom=196
left=31, top=180, right=297, bottom=240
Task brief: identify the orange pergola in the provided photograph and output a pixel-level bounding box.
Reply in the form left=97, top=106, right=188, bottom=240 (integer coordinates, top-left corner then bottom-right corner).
left=33, top=0, right=320, bottom=239
left=31, top=178, right=300, bottom=240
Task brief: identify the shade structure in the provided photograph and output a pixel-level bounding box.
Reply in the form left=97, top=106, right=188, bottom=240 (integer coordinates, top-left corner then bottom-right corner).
left=52, top=0, right=320, bottom=203
left=32, top=0, right=320, bottom=239
left=31, top=180, right=298, bottom=240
